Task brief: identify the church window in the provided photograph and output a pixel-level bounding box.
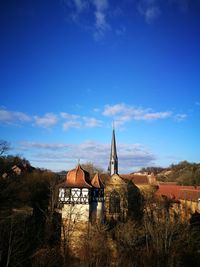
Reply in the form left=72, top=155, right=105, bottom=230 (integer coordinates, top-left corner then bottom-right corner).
left=109, top=190, right=120, bottom=213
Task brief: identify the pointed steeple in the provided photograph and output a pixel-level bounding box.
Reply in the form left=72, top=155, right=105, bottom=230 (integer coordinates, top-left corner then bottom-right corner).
left=109, top=123, right=118, bottom=175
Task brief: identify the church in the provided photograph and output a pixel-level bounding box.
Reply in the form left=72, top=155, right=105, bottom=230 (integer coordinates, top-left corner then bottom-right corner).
left=57, top=128, right=144, bottom=225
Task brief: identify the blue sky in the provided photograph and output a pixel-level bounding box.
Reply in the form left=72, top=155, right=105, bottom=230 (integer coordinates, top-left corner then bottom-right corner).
left=1, top=0, right=200, bottom=173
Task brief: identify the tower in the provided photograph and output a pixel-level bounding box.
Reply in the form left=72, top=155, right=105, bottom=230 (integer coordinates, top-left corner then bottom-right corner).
left=109, top=126, right=118, bottom=175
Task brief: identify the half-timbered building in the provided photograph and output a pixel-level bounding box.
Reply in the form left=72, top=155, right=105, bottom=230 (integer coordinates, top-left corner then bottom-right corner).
left=58, top=164, right=104, bottom=223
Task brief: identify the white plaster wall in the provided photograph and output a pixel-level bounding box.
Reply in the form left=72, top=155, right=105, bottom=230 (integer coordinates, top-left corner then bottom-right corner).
left=62, top=203, right=89, bottom=222
left=96, top=202, right=104, bottom=222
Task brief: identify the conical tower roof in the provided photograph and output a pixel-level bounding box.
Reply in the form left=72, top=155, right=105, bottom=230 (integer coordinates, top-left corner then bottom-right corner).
left=109, top=126, right=118, bottom=175
left=110, top=128, right=118, bottom=161
left=66, top=164, right=92, bottom=188
left=91, top=173, right=104, bottom=188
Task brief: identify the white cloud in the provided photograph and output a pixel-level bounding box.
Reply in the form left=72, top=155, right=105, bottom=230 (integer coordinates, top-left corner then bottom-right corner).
left=141, top=111, right=172, bottom=120
left=93, top=108, right=100, bottom=112
left=103, top=103, right=129, bottom=116
left=64, top=0, right=130, bottom=40
left=34, top=113, right=58, bottom=128
left=65, top=0, right=111, bottom=40
left=60, top=112, right=80, bottom=120
left=63, top=120, right=82, bottom=130
left=95, top=11, right=108, bottom=30
left=22, top=140, right=156, bottom=173
left=66, top=0, right=90, bottom=23
left=73, top=0, right=89, bottom=13
left=0, top=108, right=31, bottom=124
left=20, top=141, right=70, bottom=150
left=94, top=0, right=108, bottom=11
left=103, top=103, right=172, bottom=125
left=83, top=117, right=102, bottom=128
left=138, top=0, right=161, bottom=23
left=0, top=108, right=103, bottom=130
left=62, top=116, right=102, bottom=130
left=61, top=111, right=103, bottom=130
left=93, top=0, right=111, bottom=40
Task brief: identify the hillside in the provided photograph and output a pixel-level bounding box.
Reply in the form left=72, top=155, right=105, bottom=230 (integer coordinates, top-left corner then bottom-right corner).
left=141, top=161, right=200, bottom=186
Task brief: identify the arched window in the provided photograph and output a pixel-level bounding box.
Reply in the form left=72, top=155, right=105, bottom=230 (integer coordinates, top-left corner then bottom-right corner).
left=109, top=190, right=120, bottom=213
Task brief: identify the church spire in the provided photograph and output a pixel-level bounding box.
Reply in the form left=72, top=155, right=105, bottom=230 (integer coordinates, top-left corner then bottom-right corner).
left=109, top=123, right=118, bottom=175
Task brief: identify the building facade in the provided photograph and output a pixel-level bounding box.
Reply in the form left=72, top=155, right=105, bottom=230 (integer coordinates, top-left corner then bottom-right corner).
left=57, top=128, right=144, bottom=227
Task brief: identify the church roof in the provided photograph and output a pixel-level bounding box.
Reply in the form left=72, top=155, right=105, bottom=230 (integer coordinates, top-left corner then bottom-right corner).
left=120, top=174, right=149, bottom=184
left=156, top=184, right=200, bottom=201
left=91, top=173, right=104, bottom=188
left=66, top=164, right=92, bottom=188
left=110, top=129, right=118, bottom=160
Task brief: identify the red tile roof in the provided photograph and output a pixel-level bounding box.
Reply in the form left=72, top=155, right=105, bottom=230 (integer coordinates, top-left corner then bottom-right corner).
left=120, top=174, right=149, bottom=184
left=180, top=189, right=200, bottom=202
left=156, top=184, right=200, bottom=201
left=66, top=164, right=92, bottom=188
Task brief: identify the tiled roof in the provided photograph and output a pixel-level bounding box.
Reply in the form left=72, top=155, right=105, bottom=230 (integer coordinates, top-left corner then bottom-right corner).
left=180, top=189, right=200, bottom=202
left=156, top=184, right=200, bottom=201
left=91, top=173, right=104, bottom=188
left=66, top=164, right=92, bottom=188
left=120, top=174, right=149, bottom=184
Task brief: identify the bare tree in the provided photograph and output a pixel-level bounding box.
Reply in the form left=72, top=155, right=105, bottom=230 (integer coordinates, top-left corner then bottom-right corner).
left=80, top=223, right=111, bottom=267
left=0, top=214, right=29, bottom=267
left=0, top=140, right=10, bottom=156
left=81, top=162, right=104, bottom=177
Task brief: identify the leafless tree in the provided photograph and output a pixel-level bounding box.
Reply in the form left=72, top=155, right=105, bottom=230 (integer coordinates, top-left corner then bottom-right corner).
left=0, top=140, right=10, bottom=156
left=81, top=162, right=104, bottom=177
left=0, top=214, right=29, bottom=267
left=80, top=223, right=111, bottom=267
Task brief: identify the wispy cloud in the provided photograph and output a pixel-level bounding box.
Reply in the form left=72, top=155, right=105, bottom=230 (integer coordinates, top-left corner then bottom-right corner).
left=60, top=112, right=80, bottom=120
left=73, top=0, right=89, bottom=13
left=174, top=113, right=187, bottom=122
left=64, top=0, right=121, bottom=40
left=62, top=115, right=102, bottom=130
left=61, top=110, right=103, bottom=130
left=83, top=117, right=103, bottom=128
left=34, top=113, right=58, bottom=128
left=138, top=0, right=161, bottom=23
left=0, top=107, right=31, bottom=125
left=63, top=120, right=82, bottom=130
left=103, top=103, right=172, bottom=126
left=20, top=141, right=70, bottom=150
left=0, top=104, right=187, bottom=131
left=66, top=0, right=89, bottom=21
left=63, top=0, right=196, bottom=39
left=0, top=107, right=103, bottom=130
left=93, top=0, right=111, bottom=40
left=21, top=140, right=156, bottom=172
